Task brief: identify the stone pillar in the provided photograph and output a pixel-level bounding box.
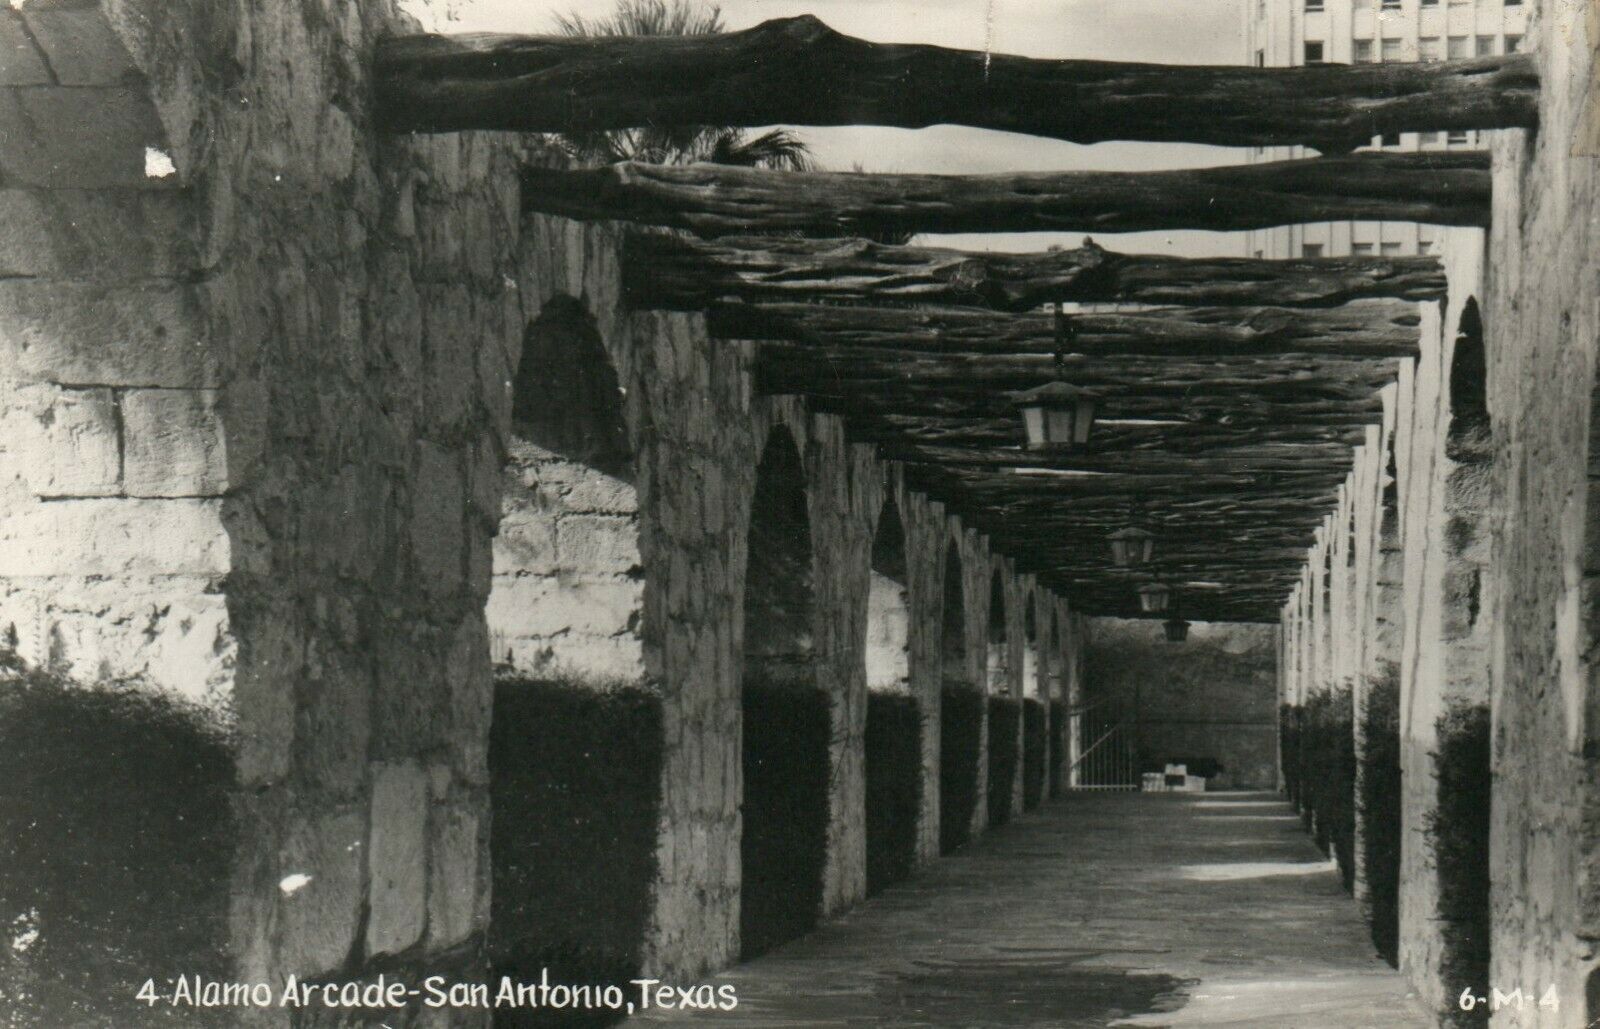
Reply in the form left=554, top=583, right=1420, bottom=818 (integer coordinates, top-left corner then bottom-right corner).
left=1396, top=235, right=1496, bottom=1018
left=895, top=478, right=949, bottom=864
left=961, top=530, right=995, bottom=838
left=797, top=414, right=880, bottom=918
left=1003, top=565, right=1030, bottom=817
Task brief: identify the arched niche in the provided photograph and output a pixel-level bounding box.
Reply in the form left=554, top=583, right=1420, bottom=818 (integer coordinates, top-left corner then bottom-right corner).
left=487, top=295, right=656, bottom=1002
left=986, top=569, right=1010, bottom=696
left=739, top=426, right=828, bottom=959
left=865, top=491, right=911, bottom=693
left=488, top=295, right=644, bottom=684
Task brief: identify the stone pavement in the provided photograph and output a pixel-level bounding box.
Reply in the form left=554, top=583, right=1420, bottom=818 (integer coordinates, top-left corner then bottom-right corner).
left=634, top=791, right=1427, bottom=1027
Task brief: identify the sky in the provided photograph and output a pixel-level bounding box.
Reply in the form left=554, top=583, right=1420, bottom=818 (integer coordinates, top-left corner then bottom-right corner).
left=403, top=0, right=1253, bottom=254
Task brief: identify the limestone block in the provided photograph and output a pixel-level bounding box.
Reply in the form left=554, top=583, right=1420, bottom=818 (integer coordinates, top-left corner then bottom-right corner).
left=493, top=506, right=557, bottom=574
left=488, top=576, right=641, bottom=639
left=122, top=388, right=226, bottom=497
left=366, top=761, right=429, bottom=957
left=562, top=473, right=638, bottom=515
left=17, top=2, right=138, bottom=85
left=0, top=14, right=49, bottom=85
left=298, top=644, right=372, bottom=796
left=0, top=189, right=197, bottom=280
left=278, top=808, right=366, bottom=977
left=16, top=385, right=120, bottom=496
left=556, top=513, right=641, bottom=574
left=0, top=85, right=170, bottom=187
left=0, top=280, right=215, bottom=387
left=412, top=441, right=464, bottom=598
left=0, top=497, right=226, bottom=576
left=427, top=802, right=481, bottom=948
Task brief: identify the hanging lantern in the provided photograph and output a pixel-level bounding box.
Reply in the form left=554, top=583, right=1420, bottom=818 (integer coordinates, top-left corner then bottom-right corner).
left=1006, top=305, right=1099, bottom=450
left=1008, top=381, right=1099, bottom=449
left=1163, top=616, right=1190, bottom=643
left=1136, top=582, right=1170, bottom=614
left=1108, top=526, right=1156, bottom=567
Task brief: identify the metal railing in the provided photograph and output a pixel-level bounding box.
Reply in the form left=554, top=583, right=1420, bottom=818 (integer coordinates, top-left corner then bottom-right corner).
left=1067, top=698, right=1139, bottom=790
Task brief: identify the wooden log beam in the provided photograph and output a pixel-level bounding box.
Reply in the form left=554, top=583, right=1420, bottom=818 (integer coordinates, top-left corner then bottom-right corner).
left=626, top=235, right=1447, bottom=312
left=722, top=300, right=1421, bottom=358
left=524, top=152, right=1490, bottom=235
left=376, top=16, right=1537, bottom=148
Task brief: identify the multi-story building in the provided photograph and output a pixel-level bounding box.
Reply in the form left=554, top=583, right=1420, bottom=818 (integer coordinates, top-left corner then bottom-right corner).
left=1243, top=0, right=1527, bottom=258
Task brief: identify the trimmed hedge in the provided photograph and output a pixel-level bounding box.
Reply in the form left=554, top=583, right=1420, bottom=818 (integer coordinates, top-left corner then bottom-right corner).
left=740, top=679, right=831, bottom=959
left=987, top=698, right=1021, bottom=828
left=865, top=693, right=923, bottom=895
left=1279, top=703, right=1304, bottom=808
left=490, top=678, right=663, bottom=1027
left=1361, top=668, right=1402, bottom=967
left=1429, top=701, right=1491, bottom=1027
left=1022, top=700, right=1046, bottom=811
left=940, top=688, right=984, bottom=854
left=0, top=655, right=235, bottom=1027
left=1301, top=689, right=1356, bottom=890
left=1048, top=701, right=1065, bottom=798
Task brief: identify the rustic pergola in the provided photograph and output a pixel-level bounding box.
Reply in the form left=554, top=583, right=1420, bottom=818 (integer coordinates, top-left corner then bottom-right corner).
left=375, top=16, right=1522, bottom=622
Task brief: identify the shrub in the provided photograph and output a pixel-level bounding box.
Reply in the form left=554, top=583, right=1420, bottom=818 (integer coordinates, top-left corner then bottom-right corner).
left=1022, top=700, right=1046, bottom=810
left=865, top=694, right=922, bottom=894
left=0, top=653, right=235, bottom=1027
left=490, top=676, right=663, bottom=1026
left=1427, top=701, right=1491, bottom=1027
left=1048, top=701, right=1065, bottom=798
left=1301, top=688, right=1356, bottom=891
left=1360, top=666, right=1402, bottom=967
left=987, top=698, right=1020, bottom=828
left=740, top=679, right=830, bottom=959
left=939, top=688, right=984, bottom=854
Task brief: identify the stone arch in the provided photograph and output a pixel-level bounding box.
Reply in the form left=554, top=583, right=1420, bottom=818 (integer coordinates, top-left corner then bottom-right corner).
left=939, top=538, right=981, bottom=853
left=739, top=425, right=828, bottom=959
left=863, top=487, right=919, bottom=894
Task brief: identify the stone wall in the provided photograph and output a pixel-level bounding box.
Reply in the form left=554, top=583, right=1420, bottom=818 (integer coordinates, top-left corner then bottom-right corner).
left=1086, top=619, right=1279, bottom=790
left=1482, top=0, right=1600, bottom=1021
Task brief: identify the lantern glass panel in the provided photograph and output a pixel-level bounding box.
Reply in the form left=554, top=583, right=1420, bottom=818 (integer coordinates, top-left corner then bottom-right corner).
left=1021, top=405, right=1046, bottom=448
left=1164, top=618, right=1190, bottom=642
left=1046, top=407, right=1076, bottom=446
left=1137, top=585, right=1170, bottom=613
left=1073, top=396, right=1097, bottom=444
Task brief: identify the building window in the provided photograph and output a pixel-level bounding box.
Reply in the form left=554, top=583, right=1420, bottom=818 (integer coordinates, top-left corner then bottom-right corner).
left=1302, top=243, right=1325, bottom=258
left=1253, top=250, right=1265, bottom=259
left=1255, top=49, right=1266, bottom=67
left=1447, top=130, right=1470, bottom=145
left=1505, top=34, right=1522, bottom=52
left=1380, top=132, right=1401, bottom=146
left=1380, top=242, right=1404, bottom=256
left=1421, top=0, right=1437, bottom=6
left=1353, top=39, right=1375, bottom=62
left=1504, top=0, right=1521, bottom=5
left=1419, top=130, right=1441, bottom=144
left=1381, top=0, right=1401, bottom=9
left=1304, top=41, right=1324, bottom=63
left=1306, top=0, right=1324, bottom=10
left=1419, top=37, right=1442, bottom=62
left=1476, top=35, right=1497, bottom=56
left=1421, top=239, right=1441, bottom=255
left=1447, top=36, right=1469, bottom=58
left=1352, top=243, right=1376, bottom=255
left=1381, top=38, right=1404, bottom=61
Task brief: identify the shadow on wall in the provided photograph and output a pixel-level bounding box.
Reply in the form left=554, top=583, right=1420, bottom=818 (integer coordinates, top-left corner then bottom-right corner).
left=0, top=649, right=235, bottom=1027
left=740, top=428, right=829, bottom=960
left=940, top=541, right=980, bottom=854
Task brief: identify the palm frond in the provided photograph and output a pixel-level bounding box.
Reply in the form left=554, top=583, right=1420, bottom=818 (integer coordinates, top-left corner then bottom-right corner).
left=706, top=128, right=816, bottom=171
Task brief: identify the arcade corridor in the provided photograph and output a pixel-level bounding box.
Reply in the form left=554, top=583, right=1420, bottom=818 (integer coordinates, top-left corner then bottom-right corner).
left=636, top=792, right=1425, bottom=1027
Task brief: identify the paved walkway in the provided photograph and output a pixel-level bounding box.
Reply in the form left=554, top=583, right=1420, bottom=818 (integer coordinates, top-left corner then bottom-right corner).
left=634, top=791, right=1427, bottom=1027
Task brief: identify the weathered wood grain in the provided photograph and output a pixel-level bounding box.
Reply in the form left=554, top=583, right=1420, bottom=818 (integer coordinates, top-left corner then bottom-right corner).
left=522, top=153, right=1489, bottom=235
left=377, top=15, right=1537, bottom=149
left=626, top=235, right=1448, bottom=311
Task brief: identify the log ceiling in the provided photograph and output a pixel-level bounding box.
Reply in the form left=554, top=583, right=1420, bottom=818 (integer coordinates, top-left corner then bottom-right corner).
left=376, top=14, right=1516, bottom=623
